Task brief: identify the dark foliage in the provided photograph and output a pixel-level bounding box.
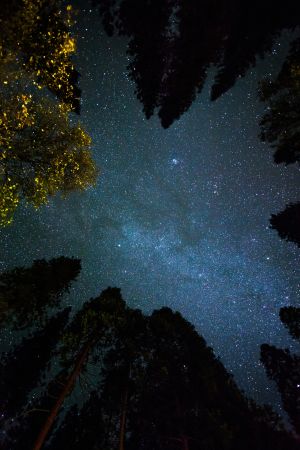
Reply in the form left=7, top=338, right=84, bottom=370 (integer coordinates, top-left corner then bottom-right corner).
left=3, top=369, right=69, bottom=450
left=126, top=307, right=295, bottom=450
left=280, top=306, right=300, bottom=341
left=261, top=344, right=300, bottom=435
left=270, top=202, right=300, bottom=248
left=45, top=392, right=104, bottom=450
left=94, top=0, right=300, bottom=127
left=259, top=37, right=300, bottom=165
left=0, top=257, right=81, bottom=329
left=0, top=309, right=70, bottom=424
left=2, top=280, right=298, bottom=449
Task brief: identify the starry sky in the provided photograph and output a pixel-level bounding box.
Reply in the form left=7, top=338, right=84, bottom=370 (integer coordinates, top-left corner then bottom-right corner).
left=1, top=3, right=300, bottom=413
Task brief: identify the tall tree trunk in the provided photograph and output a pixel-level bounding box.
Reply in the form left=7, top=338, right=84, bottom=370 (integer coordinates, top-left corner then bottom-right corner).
left=119, top=386, right=128, bottom=450
left=32, top=339, right=93, bottom=450
left=181, top=435, right=190, bottom=450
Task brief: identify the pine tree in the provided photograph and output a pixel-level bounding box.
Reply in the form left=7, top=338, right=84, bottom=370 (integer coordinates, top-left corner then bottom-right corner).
left=0, top=257, right=81, bottom=329
left=280, top=306, right=300, bottom=340
left=32, top=288, right=127, bottom=450
left=0, top=309, right=70, bottom=425
left=270, top=202, right=300, bottom=248
left=259, top=37, right=300, bottom=165
left=94, top=0, right=300, bottom=127
left=261, top=344, right=300, bottom=435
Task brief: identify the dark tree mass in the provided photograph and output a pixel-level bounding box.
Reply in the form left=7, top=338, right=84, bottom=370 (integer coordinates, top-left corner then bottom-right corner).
left=270, top=202, right=300, bottom=248
left=94, top=0, right=300, bottom=127
left=259, top=37, right=300, bottom=166
left=0, top=257, right=80, bottom=329
left=261, top=344, right=300, bottom=436
left=261, top=305, right=300, bottom=437
left=280, top=306, right=300, bottom=341
left=0, top=309, right=70, bottom=423
left=1, top=263, right=299, bottom=450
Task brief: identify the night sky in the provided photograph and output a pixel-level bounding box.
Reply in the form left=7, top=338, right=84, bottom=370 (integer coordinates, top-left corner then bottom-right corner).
left=1, top=4, right=300, bottom=414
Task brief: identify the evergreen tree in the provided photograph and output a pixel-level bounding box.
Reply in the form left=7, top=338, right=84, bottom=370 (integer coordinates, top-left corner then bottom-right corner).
left=45, top=392, right=105, bottom=450
left=94, top=0, right=300, bottom=127
left=270, top=202, right=300, bottom=248
left=261, top=344, right=300, bottom=435
left=259, top=37, right=300, bottom=166
left=3, top=285, right=298, bottom=450
left=0, top=257, right=81, bottom=329
left=32, top=287, right=127, bottom=450
left=280, top=306, right=300, bottom=341
left=0, top=309, right=70, bottom=425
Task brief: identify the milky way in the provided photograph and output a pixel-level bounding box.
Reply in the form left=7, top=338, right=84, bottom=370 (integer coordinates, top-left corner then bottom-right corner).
left=1, top=5, right=299, bottom=414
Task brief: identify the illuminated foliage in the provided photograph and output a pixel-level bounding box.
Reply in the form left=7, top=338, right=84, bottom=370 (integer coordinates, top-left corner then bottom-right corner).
left=0, top=0, right=80, bottom=111
left=0, top=1, right=98, bottom=226
left=0, top=92, right=97, bottom=226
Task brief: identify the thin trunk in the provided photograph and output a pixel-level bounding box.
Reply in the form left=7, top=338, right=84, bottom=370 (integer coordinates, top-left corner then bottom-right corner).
left=32, top=339, right=93, bottom=450
left=119, top=386, right=128, bottom=450
left=182, top=435, right=190, bottom=450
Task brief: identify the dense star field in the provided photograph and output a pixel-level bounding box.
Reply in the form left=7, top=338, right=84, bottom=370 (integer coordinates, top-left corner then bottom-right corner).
left=0, top=3, right=299, bottom=418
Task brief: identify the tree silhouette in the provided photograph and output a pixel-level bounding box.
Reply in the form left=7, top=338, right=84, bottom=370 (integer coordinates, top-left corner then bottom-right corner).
left=99, top=307, right=149, bottom=449
left=3, top=369, right=70, bottom=450
left=261, top=344, right=300, bottom=436
left=94, top=0, right=300, bottom=127
left=45, top=391, right=105, bottom=450
left=270, top=202, right=300, bottom=248
left=280, top=306, right=300, bottom=341
left=0, top=309, right=70, bottom=424
left=2, top=282, right=298, bottom=450
left=32, top=287, right=127, bottom=450
left=259, top=37, right=300, bottom=166
left=0, top=257, right=81, bottom=329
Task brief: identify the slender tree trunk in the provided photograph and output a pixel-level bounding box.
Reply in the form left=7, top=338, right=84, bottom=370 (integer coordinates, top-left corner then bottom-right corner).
left=182, top=435, right=190, bottom=450
left=32, top=339, right=93, bottom=450
left=119, top=386, right=128, bottom=450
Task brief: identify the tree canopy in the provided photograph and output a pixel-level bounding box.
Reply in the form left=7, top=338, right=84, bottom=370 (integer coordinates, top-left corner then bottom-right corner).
left=94, top=0, right=300, bottom=128
left=0, top=256, right=81, bottom=329
left=1, top=270, right=298, bottom=450
left=0, top=0, right=98, bottom=226
left=261, top=305, right=300, bottom=436
left=259, top=37, right=300, bottom=166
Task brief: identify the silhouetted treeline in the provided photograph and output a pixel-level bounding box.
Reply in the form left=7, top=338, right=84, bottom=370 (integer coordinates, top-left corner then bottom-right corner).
left=93, top=0, right=300, bottom=128
left=1, top=258, right=299, bottom=450
left=261, top=305, right=300, bottom=436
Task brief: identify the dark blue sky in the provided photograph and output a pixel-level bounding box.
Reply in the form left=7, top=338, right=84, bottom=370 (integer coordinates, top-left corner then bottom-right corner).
left=1, top=5, right=299, bottom=414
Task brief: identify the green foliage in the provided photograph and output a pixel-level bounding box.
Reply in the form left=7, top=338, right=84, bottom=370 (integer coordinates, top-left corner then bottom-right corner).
left=0, top=94, right=97, bottom=226
left=0, top=0, right=98, bottom=226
